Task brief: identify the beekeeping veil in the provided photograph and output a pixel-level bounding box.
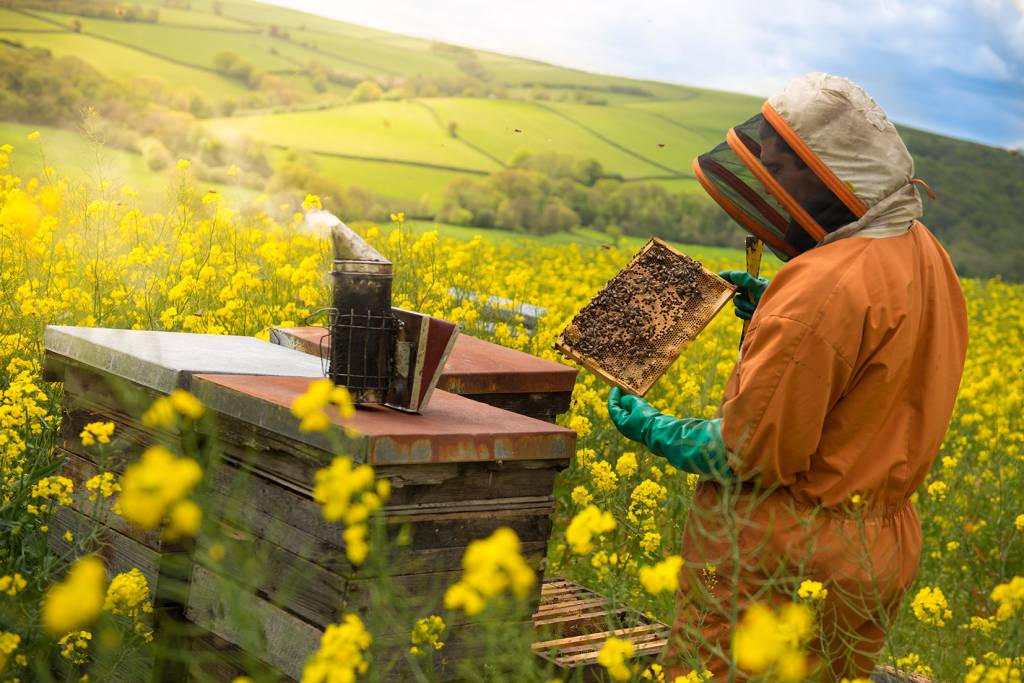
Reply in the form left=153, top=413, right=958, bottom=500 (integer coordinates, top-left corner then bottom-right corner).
left=692, top=72, right=928, bottom=260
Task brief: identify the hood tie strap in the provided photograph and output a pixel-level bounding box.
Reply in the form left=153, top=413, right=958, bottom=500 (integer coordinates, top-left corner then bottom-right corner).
left=910, top=177, right=937, bottom=200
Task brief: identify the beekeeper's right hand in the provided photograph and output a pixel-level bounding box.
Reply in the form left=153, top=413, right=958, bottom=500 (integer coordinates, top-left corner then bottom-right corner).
left=719, top=270, right=769, bottom=321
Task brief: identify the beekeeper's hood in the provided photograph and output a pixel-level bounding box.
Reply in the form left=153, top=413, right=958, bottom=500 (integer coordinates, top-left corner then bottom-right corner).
left=693, top=72, right=929, bottom=260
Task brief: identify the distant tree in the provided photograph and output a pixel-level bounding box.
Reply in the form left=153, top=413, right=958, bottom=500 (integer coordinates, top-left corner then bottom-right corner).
left=604, top=224, right=624, bottom=246
left=140, top=137, right=172, bottom=171
left=213, top=51, right=240, bottom=73
left=537, top=198, right=579, bottom=234
left=351, top=80, right=384, bottom=103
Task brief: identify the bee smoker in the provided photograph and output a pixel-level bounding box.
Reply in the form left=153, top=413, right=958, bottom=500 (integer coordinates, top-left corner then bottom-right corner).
left=324, top=215, right=396, bottom=405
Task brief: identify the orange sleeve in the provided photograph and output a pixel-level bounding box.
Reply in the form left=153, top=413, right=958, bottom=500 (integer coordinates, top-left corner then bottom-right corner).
left=720, top=314, right=855, bottom=487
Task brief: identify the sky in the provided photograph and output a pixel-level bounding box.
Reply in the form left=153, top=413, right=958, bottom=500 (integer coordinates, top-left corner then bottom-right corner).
left=266, top=0, right=1024, bottom=149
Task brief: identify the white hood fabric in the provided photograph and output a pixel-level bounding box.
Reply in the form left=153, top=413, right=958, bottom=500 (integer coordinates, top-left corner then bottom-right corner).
left=766, top=73, right=923, bottom=245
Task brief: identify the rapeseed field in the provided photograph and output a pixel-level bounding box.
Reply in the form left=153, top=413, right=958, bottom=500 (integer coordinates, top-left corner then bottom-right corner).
left=0, top=139, right=1020, bottom=681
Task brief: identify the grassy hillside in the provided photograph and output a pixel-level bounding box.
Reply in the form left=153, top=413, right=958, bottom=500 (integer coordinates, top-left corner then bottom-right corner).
left=1, top=0, right=1020, bottom=278
left=207, top=101, right=501, bottom=171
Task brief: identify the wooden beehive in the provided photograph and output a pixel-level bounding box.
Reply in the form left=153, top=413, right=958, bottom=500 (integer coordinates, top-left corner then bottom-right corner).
left=532, top=577, right=669, bottom=678
left=555, top=239, right=735, bottom=396
left=43, top=325, right=578, bottom=681
left=531, top=579, right=930, bottom=682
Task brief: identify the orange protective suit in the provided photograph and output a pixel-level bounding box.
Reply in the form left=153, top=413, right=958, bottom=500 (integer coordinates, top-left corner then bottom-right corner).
left=670, top=74, right=969, bottom=680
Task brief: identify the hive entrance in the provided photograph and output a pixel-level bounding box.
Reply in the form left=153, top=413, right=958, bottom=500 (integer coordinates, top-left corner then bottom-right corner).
left=555, top=238, right=735, bottom=396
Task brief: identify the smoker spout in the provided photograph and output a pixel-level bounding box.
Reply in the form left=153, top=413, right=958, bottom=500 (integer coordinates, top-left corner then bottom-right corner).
left=306, top=209, right=388, bottom=263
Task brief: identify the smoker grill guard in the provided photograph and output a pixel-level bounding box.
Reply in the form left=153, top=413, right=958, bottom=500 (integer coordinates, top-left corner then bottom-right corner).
left=328, top=259, right=396, bottom=404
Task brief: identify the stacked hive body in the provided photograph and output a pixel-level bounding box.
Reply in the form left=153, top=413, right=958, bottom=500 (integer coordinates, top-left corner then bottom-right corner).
left=43, top=325, right=578, bottom=681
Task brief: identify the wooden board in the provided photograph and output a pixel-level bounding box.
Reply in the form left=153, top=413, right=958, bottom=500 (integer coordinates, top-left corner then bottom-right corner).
left=531, top=577, right=669, bottom=675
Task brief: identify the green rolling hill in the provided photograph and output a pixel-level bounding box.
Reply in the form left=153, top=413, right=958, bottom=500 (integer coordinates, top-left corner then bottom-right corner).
left=0, top=0, right=1020, bottom=278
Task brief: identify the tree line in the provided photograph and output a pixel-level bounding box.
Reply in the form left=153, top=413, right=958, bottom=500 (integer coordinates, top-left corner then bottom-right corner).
left=436, top=150, right=743, bottom=246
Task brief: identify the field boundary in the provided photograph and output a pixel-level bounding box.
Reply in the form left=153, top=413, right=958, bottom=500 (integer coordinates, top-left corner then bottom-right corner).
left=288, top=146, right=491, bottom=176
left=636, top=108, right=719, bottom=145
left=531, top=101, right=682, bottom=177
left=14, top=8, right=249, bottom=82
left=411, top=99, right=508, bottom=169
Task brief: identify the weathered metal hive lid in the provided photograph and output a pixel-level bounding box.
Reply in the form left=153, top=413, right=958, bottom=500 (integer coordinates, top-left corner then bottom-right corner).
left=43, top=326, right=326, bottom=394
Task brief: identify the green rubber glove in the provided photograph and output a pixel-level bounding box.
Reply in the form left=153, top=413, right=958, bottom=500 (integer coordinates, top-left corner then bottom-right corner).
left=719, top=270, right=769, bottom=321
left=606, top=387, right=732, bottom=476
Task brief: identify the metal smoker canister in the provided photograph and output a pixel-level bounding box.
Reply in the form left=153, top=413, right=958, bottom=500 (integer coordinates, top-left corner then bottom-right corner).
left=328, top=259, right=395, bottom=405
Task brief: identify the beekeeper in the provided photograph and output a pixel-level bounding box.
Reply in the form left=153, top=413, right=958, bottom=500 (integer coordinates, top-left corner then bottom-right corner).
left=607, top=73, right=968, bottom=680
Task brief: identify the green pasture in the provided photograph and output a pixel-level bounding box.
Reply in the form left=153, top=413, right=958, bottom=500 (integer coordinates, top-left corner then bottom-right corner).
left=477, top=53, right=692, bottom=100
left=287, top=28, right=463, bottom=78
left=306, top=152, right=462, bottom=211
left=0, top=7, right=60, bottom=30
left=0, top=30, right=247, bottom=98
left=215, top=0, right=396, bottom=38
left=207, top=101, right=500, bottom=171
left=542, top=101, right=711, bottom=175
left=37, top=13, right=302, bottom=72
left=624, top=90, right=763, bottom=140
left=426, top=98, right=671, bottom=177
left=502, top=86, right=654, bottom=106
left=628, top=177, right=705, bottom=196
left=152, top=6, right=254, bottom=30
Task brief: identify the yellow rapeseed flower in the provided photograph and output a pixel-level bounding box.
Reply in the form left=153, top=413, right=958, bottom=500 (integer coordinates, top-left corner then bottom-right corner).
left=0, top=574, right=26, bottom=596
left=565, top=505, right=616, bottom=555
left=291, top=378, right=355, bottom=432
left=639, top=555, right=683, bottom=595
left=104, top=568, right=153, bottom=620
left=165, top=499, right=203, bottom=540
left=588, top=460, right=618, bottom=493
left=910, top=586, right=952, bottom=627
left=640, top=531, right=661, bottom=556
left=115, top=446, right=202, bottom=530
left=79, top=421, right=114, bottom=446
left=41, top=556, right=106, bottom=635
left=409, top=614, right=445, bottom=654
left=732, top=602, right=814, bottom=682
left=615, top=451, right=638, bottom=477
left=570, top=485, right=592, bottom=507
left=168, top=389, right=204, bottom=420
left=58, top=630, right=90, bottom=664
left=0, top=630, right=19, bottom=672
left=301, top=613, right=371, bottom=683
left=596, top=636, right=634, bottom=681
left=991, top=576, right=1023, bottom=621
left=443, top=527, right=535, bottom=616
left=797, top=579, right=828, bottom=602
left=85, top=472, right=120, bottom=502
left=29, top=475, right=74, bottom=514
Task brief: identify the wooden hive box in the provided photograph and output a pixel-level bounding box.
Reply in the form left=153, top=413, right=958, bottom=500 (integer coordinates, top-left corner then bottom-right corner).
left=43, top=326, right=578, bottom=681
left=532, top=577, right=669, bottom=679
